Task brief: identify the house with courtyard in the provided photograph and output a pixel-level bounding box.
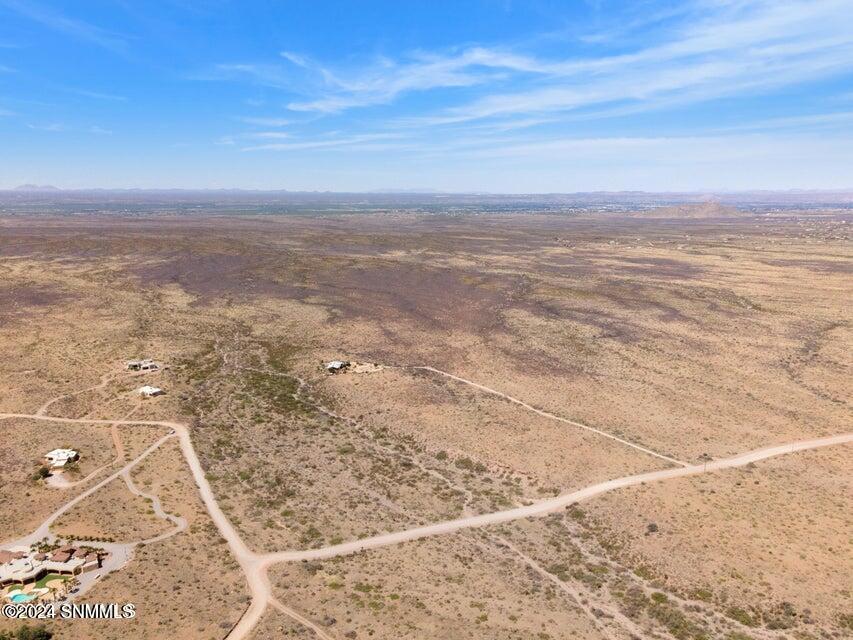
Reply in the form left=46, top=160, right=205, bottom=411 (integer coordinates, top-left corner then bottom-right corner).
left=1, top=545, right=104, bottom=595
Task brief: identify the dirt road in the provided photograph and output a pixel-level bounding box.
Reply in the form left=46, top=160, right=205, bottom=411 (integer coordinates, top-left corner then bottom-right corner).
left=0, top=412, right=272, bottom=639
left=3, top=409, right=851, bottom=639
left=262, top=432, right=852, bottom=564
left=412, top=365, right=689, bottom=467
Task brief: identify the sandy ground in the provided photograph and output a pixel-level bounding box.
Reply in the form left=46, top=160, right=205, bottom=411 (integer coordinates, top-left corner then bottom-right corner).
left=0, top=211, right=850, bottom=640
left=582, top=443, right=852, bottom=629
left=269, top=532, right=608, bottom=640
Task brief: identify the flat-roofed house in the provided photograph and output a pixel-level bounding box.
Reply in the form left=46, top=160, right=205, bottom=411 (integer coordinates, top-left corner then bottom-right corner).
left=127, top=359, right=160, bottom=371
left=324, top=360, right=350, bottom=373
left=44, top=449, right=79, bottom=468
left=1, top=545, right=98, bottom=590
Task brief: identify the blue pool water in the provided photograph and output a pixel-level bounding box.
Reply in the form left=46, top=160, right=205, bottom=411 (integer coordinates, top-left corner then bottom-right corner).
left=10, top=593, right=38, bottom=603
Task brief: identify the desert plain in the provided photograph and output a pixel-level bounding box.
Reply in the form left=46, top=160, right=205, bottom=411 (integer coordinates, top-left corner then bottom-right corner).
left=0, top=208, right=850, bottom=640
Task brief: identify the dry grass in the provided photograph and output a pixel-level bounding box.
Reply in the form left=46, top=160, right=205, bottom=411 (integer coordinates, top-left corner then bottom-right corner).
left=269, top=533, right=607, bottom=640
left=53, top=476, right=173, bottom=542
left=0, top=211, right=849, bottom=639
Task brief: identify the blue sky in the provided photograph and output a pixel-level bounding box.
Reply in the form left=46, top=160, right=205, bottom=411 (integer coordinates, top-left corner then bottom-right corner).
left=1, top=0, right=852, bottom=191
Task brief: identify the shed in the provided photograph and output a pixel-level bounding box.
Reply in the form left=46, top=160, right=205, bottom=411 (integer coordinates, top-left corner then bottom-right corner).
left=138, top=385, right=163, bottom=397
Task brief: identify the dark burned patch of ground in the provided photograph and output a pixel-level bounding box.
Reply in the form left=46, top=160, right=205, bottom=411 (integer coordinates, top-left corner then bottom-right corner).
left=134, top=251, right=305, bottom=303
left=0, top=283, right=72, bottom=325
left=133, top=245, right=530, bottom=334
left=303, top=259, right=529, bottom=333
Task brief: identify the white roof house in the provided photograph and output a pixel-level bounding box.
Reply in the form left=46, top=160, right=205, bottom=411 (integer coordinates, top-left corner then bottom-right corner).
left=127, top=359, right=160, bottom=371
left=44, top=449, right=79, bottom=468
left=324, top=360, right=350, bottom=372
left=138, top=385, right=163, bottom=397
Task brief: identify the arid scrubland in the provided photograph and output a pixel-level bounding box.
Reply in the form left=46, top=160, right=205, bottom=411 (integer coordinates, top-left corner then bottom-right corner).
left=0, top=211, right=850, bottom=640
left=268, top=533, right=607, bottom=640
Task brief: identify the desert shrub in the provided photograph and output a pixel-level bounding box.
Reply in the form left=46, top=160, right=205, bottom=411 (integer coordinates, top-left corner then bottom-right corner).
left=454, top=457, right=486, bottom=473
left=0, top=625, right=54, bottom=640
left=546, top=563, right=570, bottom=581
left=726, top=607, right=759, bottom=627
left=633, top=565, right=656, bottom=580
left=648, top=600, right=705, bottom=640
left=31, top=466, right=51, bottom=481
left=691, top=588, right=713, bottom=602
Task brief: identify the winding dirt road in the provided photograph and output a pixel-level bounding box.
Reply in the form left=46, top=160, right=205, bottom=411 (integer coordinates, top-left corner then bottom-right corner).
left=0, top=428, right=176, bottom=548
left=3, top=379, right=851, bottom=639
left=0, top=412, right=271, bottom=639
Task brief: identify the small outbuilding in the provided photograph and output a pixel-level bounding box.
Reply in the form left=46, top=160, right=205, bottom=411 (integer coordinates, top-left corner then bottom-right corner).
left=138, top=385, right=163, bottom=397
left=323, top=360, right=350, bottom=373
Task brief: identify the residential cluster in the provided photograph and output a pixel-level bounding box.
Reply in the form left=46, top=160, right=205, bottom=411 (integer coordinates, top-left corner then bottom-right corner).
left=127, top=357, right=165, bottom=397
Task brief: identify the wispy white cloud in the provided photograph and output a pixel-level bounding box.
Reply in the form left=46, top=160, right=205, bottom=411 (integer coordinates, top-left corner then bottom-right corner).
left=0, top=0, right=127, bottom=51
left=27, top=122, right=65, bottom=132
left=212, top=63, right=292, bottom=88
left=284, top=47, right=531, bottom=113
left=27, top=122, right=114, bottom=134
left=407, top=0, right=853, bottom=126
left=247, top=131, right=290, bottom=139
left=242, top=132, right=404, bottom=152
left=237, top=116, right=292, bottom=127
left=280, top=50, right=309, bottom=67
left=69, top=88, right=127, bottom=101
left=714, top=110, right=853, bottom=133
left=222, top=0, right=852, bottom=131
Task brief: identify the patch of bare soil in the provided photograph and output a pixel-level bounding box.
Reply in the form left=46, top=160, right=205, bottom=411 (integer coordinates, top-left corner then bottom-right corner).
left=53, top=476, right=173, bottom=542
left=269, top=533, right=607, bottom=640
left=582, top=445, right=852, bottom=635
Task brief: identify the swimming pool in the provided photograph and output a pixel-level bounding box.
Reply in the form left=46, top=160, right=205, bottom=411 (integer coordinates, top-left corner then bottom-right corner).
left=9, top=593, right=38, bottom=603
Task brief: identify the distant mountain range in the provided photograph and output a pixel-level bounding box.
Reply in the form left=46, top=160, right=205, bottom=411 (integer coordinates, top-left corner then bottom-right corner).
left=3, top=186, right=852, bottom=210
left=13, top=184, right=62, bottom=191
